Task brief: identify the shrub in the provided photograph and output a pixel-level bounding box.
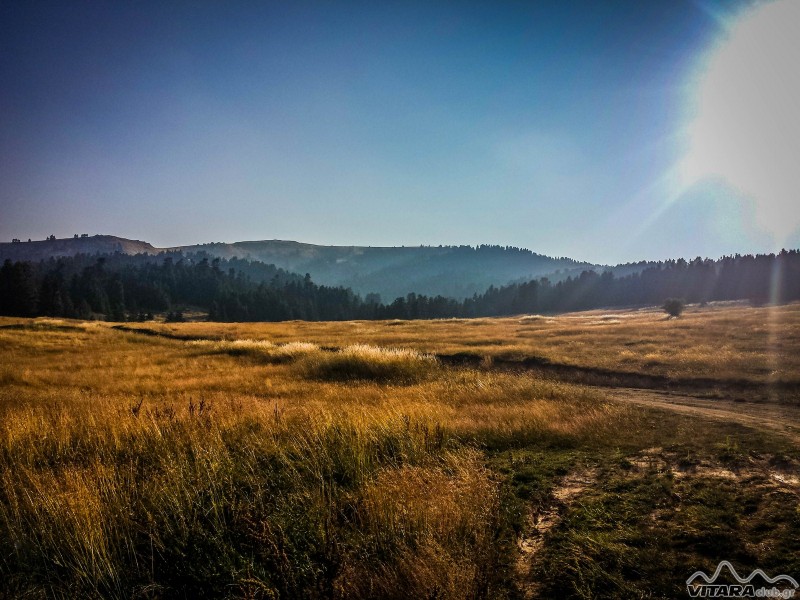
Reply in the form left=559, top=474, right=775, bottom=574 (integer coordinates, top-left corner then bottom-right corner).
left=662, top=298, right=685, bottom=318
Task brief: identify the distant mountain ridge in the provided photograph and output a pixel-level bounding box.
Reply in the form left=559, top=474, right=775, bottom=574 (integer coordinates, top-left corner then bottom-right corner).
left=177, top=240, right=597, bottom=300
left=0, top=235, right=157, bottom=262
left=0, top=235, right=598, bottom=300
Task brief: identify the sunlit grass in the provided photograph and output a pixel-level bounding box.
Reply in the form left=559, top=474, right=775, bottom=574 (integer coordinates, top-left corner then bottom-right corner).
left=111, top=301, right=800, bottom=383
left=1, top=306, right=799, bottom=597
left=190, top=338, right=320, bottom=363
left=295, top=344, right=440, bottom=384
left=0, top=319, right=627, bottom=598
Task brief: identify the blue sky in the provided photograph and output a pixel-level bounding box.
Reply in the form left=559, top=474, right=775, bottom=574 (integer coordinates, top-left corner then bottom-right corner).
left=2, top=0, right=797, bottom=264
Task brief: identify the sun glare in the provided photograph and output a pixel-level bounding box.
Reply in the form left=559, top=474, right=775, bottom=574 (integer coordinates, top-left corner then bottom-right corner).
left=680, top=0, right=800, bottom=243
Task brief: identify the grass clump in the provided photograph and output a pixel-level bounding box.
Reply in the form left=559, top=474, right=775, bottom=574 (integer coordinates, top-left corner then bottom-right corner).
left=191, top=338, right=319, bottom=363
left=336, top=451, right=507, bottom=599
left=295, top=344, right=440, bottom=384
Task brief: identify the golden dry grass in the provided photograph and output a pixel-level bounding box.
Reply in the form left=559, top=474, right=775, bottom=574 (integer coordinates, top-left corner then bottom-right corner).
left=1, top=305, right=798, bottom=598
left=0, top=317, right=630, bottom=598
left=110, top=301, right=800, bottom=383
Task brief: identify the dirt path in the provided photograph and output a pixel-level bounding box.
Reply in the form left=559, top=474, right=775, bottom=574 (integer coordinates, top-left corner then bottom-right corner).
left=515, top=468, right=598, bottom=600
left=512, top=391, right=800, bottom=598
left=438, top=352, right=800, bottom=400
left=604, top=387, right=800, bottom=444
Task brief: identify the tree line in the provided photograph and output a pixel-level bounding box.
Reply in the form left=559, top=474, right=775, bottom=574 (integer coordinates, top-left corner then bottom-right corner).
left=1, top=250, right=798, bottom=322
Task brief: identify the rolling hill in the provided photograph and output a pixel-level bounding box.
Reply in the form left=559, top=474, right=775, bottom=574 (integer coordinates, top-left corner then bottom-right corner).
left=0, top=235, right=157, bottom=262
left=0, top=235, right=596, bottom=300
left=176, top=240, right=596, bottom=300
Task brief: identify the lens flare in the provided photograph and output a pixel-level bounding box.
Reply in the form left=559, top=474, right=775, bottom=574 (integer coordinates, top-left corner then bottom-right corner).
left=680, top=0, right=800, bottom=244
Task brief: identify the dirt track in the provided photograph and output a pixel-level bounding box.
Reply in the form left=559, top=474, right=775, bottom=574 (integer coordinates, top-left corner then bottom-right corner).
left=438, top=352, right=800, bottom=442
left=604, top=387, right=800, bottom=444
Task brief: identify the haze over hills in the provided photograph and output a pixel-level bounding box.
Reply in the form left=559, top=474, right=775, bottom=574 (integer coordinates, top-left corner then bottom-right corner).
left=0, top=235, right=597, bottom=301
left=0, top=236, right=157, bottom=262
left=177, top=240, right=598, bottom=300
left=3, top=234, right=799, bottom=323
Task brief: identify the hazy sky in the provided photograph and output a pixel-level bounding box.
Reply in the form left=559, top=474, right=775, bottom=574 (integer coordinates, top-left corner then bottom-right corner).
left=2, top=0, right=798, bottom=264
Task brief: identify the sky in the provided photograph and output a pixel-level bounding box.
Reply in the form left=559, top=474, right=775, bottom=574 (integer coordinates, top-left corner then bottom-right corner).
left=1, top=0, right=798, bottom=265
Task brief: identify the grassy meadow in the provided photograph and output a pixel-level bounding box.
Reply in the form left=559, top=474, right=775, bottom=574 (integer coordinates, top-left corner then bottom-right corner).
left=1, top=302, right=799, bottom=598
left=114, top=301, right=800, bottom=385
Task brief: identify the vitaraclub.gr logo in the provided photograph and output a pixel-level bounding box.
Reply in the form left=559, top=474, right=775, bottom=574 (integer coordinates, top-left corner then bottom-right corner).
left=686, top=561, right=798, bottom=598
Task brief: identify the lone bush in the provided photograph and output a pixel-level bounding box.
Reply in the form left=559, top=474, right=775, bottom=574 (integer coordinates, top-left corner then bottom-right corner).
left=662, top=298, right=685, bottom=318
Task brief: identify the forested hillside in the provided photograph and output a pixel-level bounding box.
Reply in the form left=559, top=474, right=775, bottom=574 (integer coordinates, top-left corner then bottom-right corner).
left=1, top=250, right=798, bottom=321
left=180, top=240, right=595, bottom=299
left=0, top=236, right=596, bottom=300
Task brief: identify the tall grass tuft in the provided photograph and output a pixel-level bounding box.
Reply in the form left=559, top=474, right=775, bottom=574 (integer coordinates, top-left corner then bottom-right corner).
left=295, top=344, right=440, bottom=384
left=190, top=338, right=320, bottom=363
left=0, top=395, right=512, bottom=598
left=337, top=450, right=505, bottom=599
